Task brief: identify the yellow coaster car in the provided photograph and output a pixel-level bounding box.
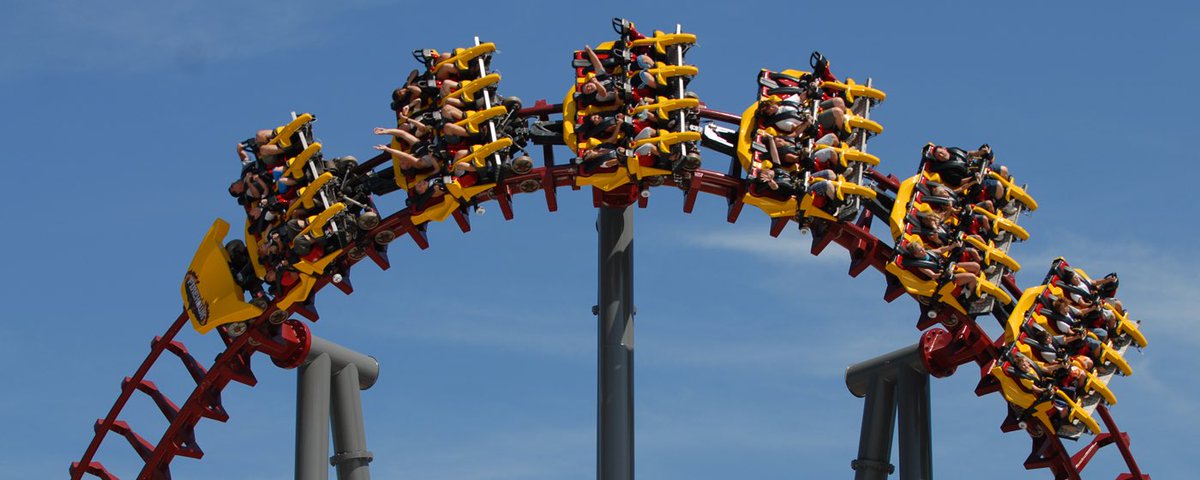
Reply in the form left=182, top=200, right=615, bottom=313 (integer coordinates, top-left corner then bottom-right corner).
left=183, top=219, right=263, bottom=334
left=989, top=354, right=1101, bottom=439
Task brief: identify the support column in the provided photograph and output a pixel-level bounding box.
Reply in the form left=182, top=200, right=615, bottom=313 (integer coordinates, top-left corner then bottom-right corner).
left=331, top=363, right=373, bottom=480
left=597, top=205, right=635, bottom=480
left=853, top=376, right=897, bottom=480
left=846, top=344, right=930, bottom=480
left=298, top=353, right=332, bottom=480
left=896, top=367, right=932, bottom=480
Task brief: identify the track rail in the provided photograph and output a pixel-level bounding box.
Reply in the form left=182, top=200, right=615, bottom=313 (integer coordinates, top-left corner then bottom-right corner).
left=72, top=103, right=1146, bottom=480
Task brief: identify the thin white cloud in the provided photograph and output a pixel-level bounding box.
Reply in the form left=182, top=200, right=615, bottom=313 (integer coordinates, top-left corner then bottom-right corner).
left=684, top=228, right=846, bottom=265
left=373, top=427, right=592, bottom=480
left=1014, top=231, right=1199, bottom=345
left=0, top=1, right=360, bottom=77
left=355, top=304, right=595, bottom=358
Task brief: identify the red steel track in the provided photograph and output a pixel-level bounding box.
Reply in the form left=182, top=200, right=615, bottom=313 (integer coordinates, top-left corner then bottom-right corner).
left=69, top=103, right=1149, bottom=480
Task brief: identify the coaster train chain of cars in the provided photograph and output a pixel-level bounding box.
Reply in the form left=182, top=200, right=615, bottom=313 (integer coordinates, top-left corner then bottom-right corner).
left=70, top=18, right=1149, bottom=480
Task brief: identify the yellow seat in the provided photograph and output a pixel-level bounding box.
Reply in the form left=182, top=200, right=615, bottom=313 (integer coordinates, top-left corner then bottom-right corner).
left=410, top=194, right=462, bottom=226
left=888, top=175, right=919, bottom=241
left=244, top=220, right=266, bottom=279
left=734, top=102, right=760, bottom=172
left=884, top=262, right=968, bottom=314
left=744, top=192, right=798, bottom=219
left=1003, top=286, right=1047, bottom=343
left=277, top=272, right=318, bottom=311
left=562, top=86, right=621, bottom=154
left=293, top=248, right=344, bottom=276
left=575, top=165, right=633, bottom=191
left=182, top=219, right=263, bottom=334
left=627, top=155, right=673, bottom=181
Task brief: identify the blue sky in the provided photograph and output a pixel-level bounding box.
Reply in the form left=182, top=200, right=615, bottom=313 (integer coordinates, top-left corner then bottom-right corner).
left=1, top=1, right=1197, bottom=479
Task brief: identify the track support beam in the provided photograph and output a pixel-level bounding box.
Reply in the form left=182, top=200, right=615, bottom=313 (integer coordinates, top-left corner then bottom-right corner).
left=296, top=336, right=379, bottom=480
left=297, top=353, right=331, bottom=480
left=597, top=206, right=636, bottom=480
left=846, top=343, right=933, bottom=480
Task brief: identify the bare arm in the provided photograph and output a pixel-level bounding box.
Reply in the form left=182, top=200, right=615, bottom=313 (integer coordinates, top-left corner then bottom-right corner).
left=585, top=45, right=606, bottom=75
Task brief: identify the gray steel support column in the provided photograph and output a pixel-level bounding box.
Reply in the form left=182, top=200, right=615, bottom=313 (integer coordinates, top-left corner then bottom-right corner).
left=597, top=206, right=635, bottom=480
left=298, top=353, right=332, bottom=480
left=896, top=368, right=932, bottom=480
left=310, top=336, right=381, bottom=389
left=853, top=376, right=897, bottom=480
left=331, top=363, right=373, bottom=480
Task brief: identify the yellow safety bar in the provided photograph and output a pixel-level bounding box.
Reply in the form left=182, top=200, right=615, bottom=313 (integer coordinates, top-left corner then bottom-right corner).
left=987, top=171, right=1038, bottom=211
left=632, top=96, right=700, bottom=121
left=269, top=113, right=314, bottom=148
left=630, top=32, right=697, bottom=55
left=434, top=43, right=497, bottom=72
left=963, top=235, right=1022, bottom=272
left=443, top=73, right=501, bottom=104
left=284, top=142, right=322, bottom=179
left=813, top=142, right=881, bottom=167
left=456, top=105, right=508, bottom=134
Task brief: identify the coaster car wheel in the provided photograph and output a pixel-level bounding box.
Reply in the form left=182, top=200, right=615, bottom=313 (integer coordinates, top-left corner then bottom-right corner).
left=511, top=155, right=534, bottom=174
left=268, top=309, right=290, bottom=325
left=356, top=211, right=381, bottom=230
left=518, top=178, right=540, bottom=193
left=374, top=230, right=396, bottom=245
left=225, top=321, right=248, bottom=337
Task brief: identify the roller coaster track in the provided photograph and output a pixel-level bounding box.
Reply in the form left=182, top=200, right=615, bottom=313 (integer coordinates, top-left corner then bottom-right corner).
left=70, top=46, right=1148, bottom=480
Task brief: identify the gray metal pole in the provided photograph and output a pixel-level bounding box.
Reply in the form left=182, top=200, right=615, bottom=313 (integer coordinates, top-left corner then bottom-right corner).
left=298, top=353, right=332, bottom=480
left=896, top=368, right=932, bottom=480
left=852, top=376, right=897, bottom=480
left=331, top=363, right=373, bottom=480
left=597, top=206, right=635, bottom=480
left=310, top=336, right=381, bottom=389
left=845, top=344, right=923, bottom=397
